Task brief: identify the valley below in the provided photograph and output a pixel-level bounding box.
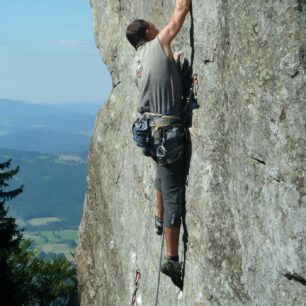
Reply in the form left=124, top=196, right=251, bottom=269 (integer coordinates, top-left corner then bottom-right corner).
left=0, top=99, right=102, bottom=261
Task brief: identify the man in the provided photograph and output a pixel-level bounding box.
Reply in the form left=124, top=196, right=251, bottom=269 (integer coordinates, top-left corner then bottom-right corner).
left=126, top=0, right=191, bottom=286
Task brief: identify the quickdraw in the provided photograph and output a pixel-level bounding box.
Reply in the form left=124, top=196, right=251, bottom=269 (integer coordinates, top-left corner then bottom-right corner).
left=191, top=74, right=198, bottom=102
left=185, top=73, right=199, bottom=111
left=131, top=269, right=141, bottom=305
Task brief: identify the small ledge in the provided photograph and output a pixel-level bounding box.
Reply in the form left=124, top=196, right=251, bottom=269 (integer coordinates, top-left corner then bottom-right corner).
left=115, top=171, right=121, bottom=184
left=248, top=156, right=266, bottom=165
left=252, top=24, right=259, bottom=35
left=282, top=272, right=306, bottom=286
left=204, top=59, right=214, bottom=65
left=113, top=81, right=121, bottom=89
left=290, top=70, right=299, bottom=78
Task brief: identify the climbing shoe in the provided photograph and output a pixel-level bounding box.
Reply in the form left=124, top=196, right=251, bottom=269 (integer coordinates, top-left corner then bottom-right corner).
left=155, top=216, right=163, bottom=235
left=161, top=260, right=183, bottom=290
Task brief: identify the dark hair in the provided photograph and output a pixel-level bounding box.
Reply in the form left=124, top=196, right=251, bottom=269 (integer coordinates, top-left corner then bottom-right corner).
left=126, top=19, right=150, bottom=50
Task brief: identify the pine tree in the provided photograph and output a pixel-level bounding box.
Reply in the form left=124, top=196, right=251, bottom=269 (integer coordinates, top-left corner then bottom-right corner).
left=0, top=159, right=78, bottom=305
left=0, top=159, right=25, bottom=305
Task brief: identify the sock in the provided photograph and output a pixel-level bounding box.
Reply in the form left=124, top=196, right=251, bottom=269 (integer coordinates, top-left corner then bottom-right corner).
left=168, top=255, right=179, bottom=262
left=156, top=216, right=163, bottom=223
left=168, top=255, right=180, bottom=269
left=155, top=216, right=163, bottom=227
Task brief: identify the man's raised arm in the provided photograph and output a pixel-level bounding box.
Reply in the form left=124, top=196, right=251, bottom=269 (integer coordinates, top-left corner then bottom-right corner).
left=158, top=0, right=191, bottom=57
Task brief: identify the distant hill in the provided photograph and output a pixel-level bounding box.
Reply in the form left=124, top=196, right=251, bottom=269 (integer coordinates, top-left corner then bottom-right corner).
left=0, top=99, right=97, bottom=231
left=0, top=99, right=101, bottom=154
left=49, top=101, right=103, bottom=116
left=0, top=129, right=90, bottom=154
left=0, top=147, right=87, bottom=230
left=0, top=98, right=102, bottom=117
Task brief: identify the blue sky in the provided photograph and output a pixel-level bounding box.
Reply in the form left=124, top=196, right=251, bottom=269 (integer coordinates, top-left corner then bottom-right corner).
left=0, top=0, right=112, bottom=104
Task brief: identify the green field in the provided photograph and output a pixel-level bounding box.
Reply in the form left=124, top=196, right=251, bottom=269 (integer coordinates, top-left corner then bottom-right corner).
left=42, top=244, right=74, bottom=259
left=25, top=229, right=78, bottom=261
left=28, top=217, right=62, bottom=226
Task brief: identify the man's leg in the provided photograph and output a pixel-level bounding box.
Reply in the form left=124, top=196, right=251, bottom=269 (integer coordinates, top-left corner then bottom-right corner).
left=155, top=190, right=164, bottom=235
left=157, top=158, right=185, bottom=290
left=156, top=179, right=181, bottom=257
left=162, top=224, right=183, bottom=290
left=156, top=190, right=164, bottom=219
left=156, top=192, right=181, bottom=259
left=165, top=226, right=180, bottom=256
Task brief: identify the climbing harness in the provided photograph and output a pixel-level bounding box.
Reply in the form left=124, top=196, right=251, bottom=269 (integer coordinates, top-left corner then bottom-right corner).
left=131, top=269, right=141, bottom=306
left=155, top=230, right=165, bottom=306
left=150, top=115, right=185, bottom=165
left=132, top=113, right=186, bottom=165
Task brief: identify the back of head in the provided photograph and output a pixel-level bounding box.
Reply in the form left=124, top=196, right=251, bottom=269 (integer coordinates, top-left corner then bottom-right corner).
left=126, top=19, right=149, bottom=50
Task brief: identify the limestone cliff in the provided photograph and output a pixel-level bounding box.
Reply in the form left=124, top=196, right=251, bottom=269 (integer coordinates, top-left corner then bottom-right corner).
left=76, top=1, right=306, bottom=305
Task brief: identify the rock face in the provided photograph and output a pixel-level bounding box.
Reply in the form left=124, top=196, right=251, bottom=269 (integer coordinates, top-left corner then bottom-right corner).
left=76, top=0, right=306, bottom=305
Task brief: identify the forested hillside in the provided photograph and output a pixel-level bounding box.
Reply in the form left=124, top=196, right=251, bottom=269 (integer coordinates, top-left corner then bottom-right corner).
left=0, top=99, right=100, bottom=154
left=0, top=148, right=87, bottom=231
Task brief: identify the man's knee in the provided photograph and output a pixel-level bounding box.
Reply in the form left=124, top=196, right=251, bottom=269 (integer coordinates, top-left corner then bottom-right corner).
left=167, top=212, right=181, bottom=228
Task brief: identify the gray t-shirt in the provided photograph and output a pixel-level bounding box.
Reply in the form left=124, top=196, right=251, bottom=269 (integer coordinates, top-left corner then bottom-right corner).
left=133, top=37, right=182, bottom=115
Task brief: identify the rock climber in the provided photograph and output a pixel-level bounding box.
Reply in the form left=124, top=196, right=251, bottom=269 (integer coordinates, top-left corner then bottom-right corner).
left=126, top=0, right=191, bottom=287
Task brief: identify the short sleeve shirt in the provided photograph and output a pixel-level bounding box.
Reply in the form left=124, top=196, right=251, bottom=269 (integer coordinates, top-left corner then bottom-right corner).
left=133, top=37, right=182, bottom=115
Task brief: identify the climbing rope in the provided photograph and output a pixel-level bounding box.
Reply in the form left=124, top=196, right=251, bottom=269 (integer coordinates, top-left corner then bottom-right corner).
left=155, top=230, right=165, bottom=306
left=180, top=201, right=189, bottom=292
left=131, top=269, right=141, bottom=305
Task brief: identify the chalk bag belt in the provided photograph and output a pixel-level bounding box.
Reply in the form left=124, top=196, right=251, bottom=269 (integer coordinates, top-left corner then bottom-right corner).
left=145, top=113, right=182, bottom=136
left=131, top=269, right=141, bottom=306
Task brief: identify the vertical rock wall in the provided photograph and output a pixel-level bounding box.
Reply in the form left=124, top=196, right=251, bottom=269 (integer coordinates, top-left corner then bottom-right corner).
left=76, top=1, right=306, bottom=305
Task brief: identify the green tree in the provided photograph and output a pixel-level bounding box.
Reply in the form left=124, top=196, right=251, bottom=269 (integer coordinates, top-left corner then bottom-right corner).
left=0, top=159, right=23, bottom=249
left=0, top=159, right=25, bottom=305
left=0, top=159, right=78, bottom=306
